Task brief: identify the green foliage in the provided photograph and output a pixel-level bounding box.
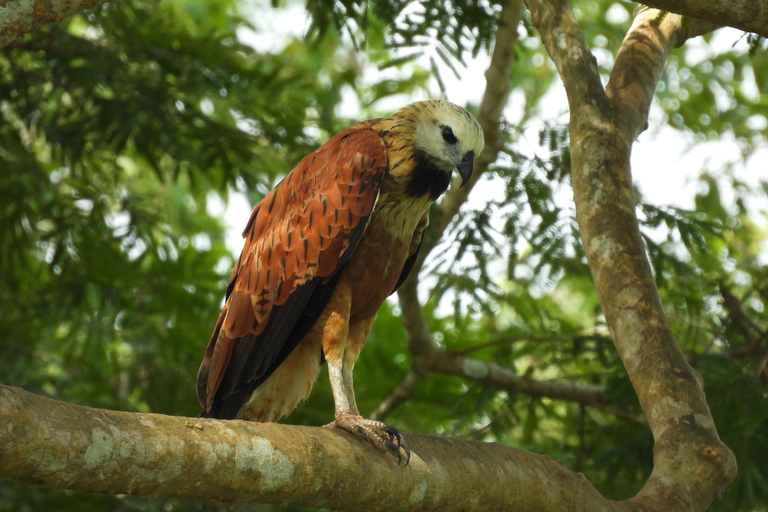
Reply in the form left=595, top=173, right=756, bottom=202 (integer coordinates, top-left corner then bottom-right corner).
left=0, top=0, right=381, bottom=509
left=747, top=34, right=767, bottom=58
left=304, top=0, right=498, bottom=57
left=657, top=33, right=768, bottom=149
left=304, top=0, right=499, bottom=92
left=1, top=0, right=768, bottom=511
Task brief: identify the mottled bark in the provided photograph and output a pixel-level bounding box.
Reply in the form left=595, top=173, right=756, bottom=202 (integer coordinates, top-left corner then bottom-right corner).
left=609, top=7, right=719, bottom=140
left=642, top=0, right=768, bottom=38
left=0, top=0, right=109, bottom=48
left=0, top=384, right=630, bottom=511
left=527, top=0, right=737, bottom=510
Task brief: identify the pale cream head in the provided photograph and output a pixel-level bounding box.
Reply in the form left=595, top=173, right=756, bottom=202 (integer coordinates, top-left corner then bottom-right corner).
left=408, top=99, right=485, bottom=173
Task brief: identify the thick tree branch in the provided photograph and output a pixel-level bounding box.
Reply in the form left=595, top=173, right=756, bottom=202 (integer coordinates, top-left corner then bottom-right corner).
left=3, top=384, right=641, bottom=511
left=527, top=1, right=737, bottom=510
left=640, top=0, right=768, bottom=38
left=608, top=7, right=718, bottom=140
left=526, top=0, right=609, bottom=120
left=0, top=0, right=108, bottom=48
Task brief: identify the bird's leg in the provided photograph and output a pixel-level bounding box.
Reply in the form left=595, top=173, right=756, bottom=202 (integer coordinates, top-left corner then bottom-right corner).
left=339, top=352, right=359, bottom=416
left=325, top=354, right=410, bottom=464
left=336, top=316, right=372, bottom=417
left=320, top=292, right=409, bottom=464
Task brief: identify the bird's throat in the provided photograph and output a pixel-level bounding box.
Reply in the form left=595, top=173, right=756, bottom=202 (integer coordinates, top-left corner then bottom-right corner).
left=405, top=149, right=452, bottom=200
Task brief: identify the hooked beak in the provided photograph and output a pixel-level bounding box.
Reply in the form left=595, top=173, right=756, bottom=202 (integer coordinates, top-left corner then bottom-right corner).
left=455, top=151, right=475, bottom=187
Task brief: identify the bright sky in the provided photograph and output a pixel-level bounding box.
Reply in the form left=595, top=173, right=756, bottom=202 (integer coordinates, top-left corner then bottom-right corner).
left=210, top=3, right=767, bottom=268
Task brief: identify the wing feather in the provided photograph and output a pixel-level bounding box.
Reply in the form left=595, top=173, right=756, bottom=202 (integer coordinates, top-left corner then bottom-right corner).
left=197, top=126, right=387, bottom=418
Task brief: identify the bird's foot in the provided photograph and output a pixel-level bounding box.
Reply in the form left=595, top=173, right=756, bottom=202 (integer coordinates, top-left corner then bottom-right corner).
left=324, top=412, right=410, bottom=465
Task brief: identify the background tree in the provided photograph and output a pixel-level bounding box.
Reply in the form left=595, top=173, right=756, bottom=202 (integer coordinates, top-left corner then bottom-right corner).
left=1, top=0, right=766, bottom=510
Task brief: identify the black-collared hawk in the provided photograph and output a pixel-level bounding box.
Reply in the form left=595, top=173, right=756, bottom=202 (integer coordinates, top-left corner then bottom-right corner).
left=197, top=100, right=484, bottom=462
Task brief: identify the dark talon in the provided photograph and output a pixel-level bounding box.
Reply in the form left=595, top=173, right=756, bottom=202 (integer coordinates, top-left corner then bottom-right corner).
left=383, top=425, right=401, bottom=445
left=356, top=426, right=369, bottom=443
left=385, top=440, right=402, bottom=464
left=382, top=425, right=410, bottom=465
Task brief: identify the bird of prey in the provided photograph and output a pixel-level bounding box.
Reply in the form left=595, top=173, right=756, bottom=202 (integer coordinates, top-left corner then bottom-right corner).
left=197, top=99, right=484, bottom=462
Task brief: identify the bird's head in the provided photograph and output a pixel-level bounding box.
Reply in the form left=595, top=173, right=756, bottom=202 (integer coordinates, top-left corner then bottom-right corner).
left=381, top=100, right=485, bottom=199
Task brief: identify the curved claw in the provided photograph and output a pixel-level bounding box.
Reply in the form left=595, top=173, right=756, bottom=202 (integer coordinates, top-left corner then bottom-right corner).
left=382, top=425, right=410, bottom=465
left=326, top=413, right=411, bottom=465
left=384, top=438, right=402, bottom=463
left=387, top=427, right=399, bottom=443
left=402, top=441, right=411, bottom=466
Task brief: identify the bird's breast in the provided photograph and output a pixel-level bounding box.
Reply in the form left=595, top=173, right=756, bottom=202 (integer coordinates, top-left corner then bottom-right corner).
left=342, top=195, right=430, bottom=319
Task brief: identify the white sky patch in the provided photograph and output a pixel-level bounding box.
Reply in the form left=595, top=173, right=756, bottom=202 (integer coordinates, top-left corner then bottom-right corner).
left=191, top=233, right=212, bottom=252
left=207, top=190, right=252, bottom=255
left=605, top=4, right=630, bottom=25
left=237, top=0, right=309, bottom=51
left=74, top=198, right=94, bottom=213
left=746, top=114, right=768, bottom=132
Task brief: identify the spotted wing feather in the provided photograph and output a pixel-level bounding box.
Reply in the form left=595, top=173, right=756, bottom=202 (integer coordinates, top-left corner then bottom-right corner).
left=197, top=126, right=387, bottom=418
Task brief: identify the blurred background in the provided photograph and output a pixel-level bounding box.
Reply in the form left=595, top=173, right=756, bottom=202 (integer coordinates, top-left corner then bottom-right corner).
left=1, top=0, right=766, bottom=510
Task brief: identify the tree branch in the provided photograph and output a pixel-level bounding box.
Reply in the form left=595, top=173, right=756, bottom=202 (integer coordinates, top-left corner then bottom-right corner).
left=389, top=0, right=606, bottom=419
left=2, top=384, right=642, bottom=511
left=370, top=370, right=423, bottom=421
left=525, top=0, right=608, bottom=119
left=640, top=0, right=768, bottom=38
left=396, top=277, right=607, bottom=408
left=414, top=0, right=524, bottom=272
left=427, top=349, right=607, bottom=406
left=0, top=0, right=108, bottom=49
left=452, top=334, right=611, bottom=356
left=608, top=7, right=718, bottom=140
left=527, top=1, right=737, bottom=510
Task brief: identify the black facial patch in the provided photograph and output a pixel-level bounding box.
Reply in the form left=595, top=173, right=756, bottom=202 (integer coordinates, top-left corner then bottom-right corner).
left=405, top=149, right=452, bottom=200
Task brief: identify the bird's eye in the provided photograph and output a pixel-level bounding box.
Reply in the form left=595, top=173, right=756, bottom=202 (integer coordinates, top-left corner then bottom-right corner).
left=441, top=126, right=458, bottom=144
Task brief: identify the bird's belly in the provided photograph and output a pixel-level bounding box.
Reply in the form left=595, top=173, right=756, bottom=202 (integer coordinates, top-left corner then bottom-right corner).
left=343, top=224, right=412, bottom=320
